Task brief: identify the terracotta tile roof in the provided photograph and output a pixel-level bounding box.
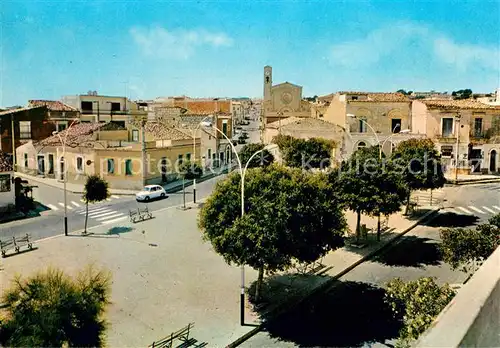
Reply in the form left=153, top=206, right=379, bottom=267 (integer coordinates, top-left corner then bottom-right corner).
left=129, top=119, right=192, bottom=141
left=420, top=99, right=497, bottom=110
left=173, top=100, right=231, bottom=114
left=36, top=122, right=123, bottom=148
left=178, top=115, right=216, bottom=137
left=28, top=100, right=77, bottom=111
left=0, top=151, right=13, bottom=172
left=280, top=117, right=339, bottom=132
left=317, top=93, right=335, bottom=103
left=337, top=92, right=409, bottom=102
left=0, top=106, right=44, bottom=117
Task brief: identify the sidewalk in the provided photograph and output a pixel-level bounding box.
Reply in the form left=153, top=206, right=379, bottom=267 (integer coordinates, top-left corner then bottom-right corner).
left=445, top=173, right=500, bottom=185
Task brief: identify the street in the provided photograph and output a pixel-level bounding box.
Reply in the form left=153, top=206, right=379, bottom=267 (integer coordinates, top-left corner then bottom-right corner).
left=239, top=183, right=499, bottom=347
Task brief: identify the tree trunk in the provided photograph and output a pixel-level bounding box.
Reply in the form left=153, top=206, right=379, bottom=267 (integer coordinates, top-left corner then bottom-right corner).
left=255, top=266, right=264, bottom=303
left=84, top=201, right=89, bottom=234
left=356, top=210, right=361, bottom=242
left=182, top=178, right=186, bottom=209
left=404, top=192, right=411, bottom=215
left=377, top=213, right=381, bottom=242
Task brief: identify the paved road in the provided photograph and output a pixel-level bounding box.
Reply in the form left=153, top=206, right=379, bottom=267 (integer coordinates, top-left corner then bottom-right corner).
left=240, top=184, right=497, bottom=347
left=0, top=174, right=227, bottom=241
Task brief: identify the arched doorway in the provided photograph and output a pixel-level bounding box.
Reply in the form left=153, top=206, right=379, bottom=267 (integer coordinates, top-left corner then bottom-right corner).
left=490, top=150, right=497, bottom=173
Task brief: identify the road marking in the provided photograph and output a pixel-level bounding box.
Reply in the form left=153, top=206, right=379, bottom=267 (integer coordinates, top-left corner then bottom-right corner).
left=482, top=206, right=496, bottom=214
left=106, top=198, right=112, bottom=201
left=47, top=204, right=59, bottom=211
left=457, top=207, right=474, bottom=214
left=468, top=206, right=485, bottom=214
left=111, top=195, right=120, bottom=199
left=78, top=207, right=109, bottom=215
left=96, top=213, right=125, bottom=221
left=493, top=205, right=500, bottom=211
left=58, top=203, right=73, bottom=210
left=91, top=210, right=117, bottom=218
left=71, top=201, right=80, bottom=207
left=100, top=216, right=127, bottom=225
left=444, top=208, right=459, bottom=214
left=80, top=199, right=86, bottom=203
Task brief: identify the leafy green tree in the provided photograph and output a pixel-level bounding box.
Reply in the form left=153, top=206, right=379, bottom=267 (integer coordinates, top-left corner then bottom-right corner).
left=178, top=160, right=203, bottom=209
left=391, top=138, right=446, bottom=214
left=83, top=175, right=110, bottom=233
left=0, top=266, right=111, bottom=347
left=198, top=164, right=346, bottom=300
left=273, top=134, right=335, bottom=169
left=439, top=216, right=499, bottom=273
left=334, top=146, right=406, bottom=241
left=451, top=89, right=472, bottom=100
left=238, top=143, right=274, bottom=168
left=396, top=89, right=408, bottom=95
left=385, top=277, right=456, bottom=347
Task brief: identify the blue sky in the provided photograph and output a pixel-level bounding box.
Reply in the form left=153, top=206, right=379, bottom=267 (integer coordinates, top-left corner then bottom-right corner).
left=1, top=0, right=499, bottom=107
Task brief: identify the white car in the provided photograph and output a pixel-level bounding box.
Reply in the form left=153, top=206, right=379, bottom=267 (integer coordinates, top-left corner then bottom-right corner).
left=136, top=185, right=166, bottom=201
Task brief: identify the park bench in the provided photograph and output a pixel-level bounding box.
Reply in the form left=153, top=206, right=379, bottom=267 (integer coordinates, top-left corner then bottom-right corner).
left=149, top=323, right=198, bottom=348
left=1, top=234, right=33, bottom=257
left=129, top=206, right=153, bottom=223
left=294, top=257, right=325, bottom=275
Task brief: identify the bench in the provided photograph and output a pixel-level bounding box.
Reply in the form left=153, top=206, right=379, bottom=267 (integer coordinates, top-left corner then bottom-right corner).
left=129, top=206, right=153, bottom=223
left=1, top=234, right=33, bottom=257
left=294, top=257, right=325, bottom=275
left=149, top=323, right=194, bottom=348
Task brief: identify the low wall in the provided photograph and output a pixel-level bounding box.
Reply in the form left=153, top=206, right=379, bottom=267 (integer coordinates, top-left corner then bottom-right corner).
left=415, top=246, right=500, bottom=347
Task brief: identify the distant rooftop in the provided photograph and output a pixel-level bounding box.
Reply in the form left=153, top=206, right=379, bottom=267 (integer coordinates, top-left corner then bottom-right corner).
left=28, top=100, right=77, bottom=112
left=420, top=99, right=497, bottom=110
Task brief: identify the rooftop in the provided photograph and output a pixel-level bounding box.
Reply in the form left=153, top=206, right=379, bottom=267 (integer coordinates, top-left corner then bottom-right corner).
left=0, top=151, right=13, bottom=172
left=28, top=100, right=77, bottom=112
left=420, top=99, right=498, bottom=110
left=36, top=122, right=123, bottom=148
left=267, top=117, right=339, bottom=131
left=172, top=100, right=231, bottom=114
left=129, top=120, right=193, bottom=141
left=0, top=106, right=45, bottom=117
left=337, top=92, right=410, bottom=102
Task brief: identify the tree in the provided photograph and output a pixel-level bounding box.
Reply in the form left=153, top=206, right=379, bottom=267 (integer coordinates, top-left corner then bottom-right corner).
left=238, top=143, right=274, bottom=168
left=397, top=89, right=408, bottom=95
left=83, top=175, right=110, bottom=234
left=439, top=215, right=499, bottom=273
left=0, top=266, right=111, bottom=347
left=273, top=134, right=335, bottom=169
left=198, top=164, right=346, bottom=300
left=385, top=277, right=455, bottom=347
left=451, top=89, right=472, bottom=100
left=390, top=139, right=446, bottom=214
left=334, top=146, right=407, bottom=241
left=178, top=161, right=203, bottom=209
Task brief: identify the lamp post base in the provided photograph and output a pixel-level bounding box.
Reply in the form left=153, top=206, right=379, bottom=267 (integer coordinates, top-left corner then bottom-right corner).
left=64, top=216, right=68, bottom=236
left=240, top=292, right=245, bottom=326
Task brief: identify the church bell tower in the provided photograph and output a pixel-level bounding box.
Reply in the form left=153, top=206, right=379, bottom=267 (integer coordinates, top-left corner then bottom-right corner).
left=264, top=65, right=272, bottom=101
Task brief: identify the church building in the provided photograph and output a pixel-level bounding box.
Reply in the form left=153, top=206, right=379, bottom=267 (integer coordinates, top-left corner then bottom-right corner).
left=262, top=66, right=311, bottom=127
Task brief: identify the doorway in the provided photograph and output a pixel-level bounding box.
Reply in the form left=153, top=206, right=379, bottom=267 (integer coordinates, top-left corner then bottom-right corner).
left=490, top=150, right=497, bottom=173
left=470, top=149, right=482, bottom=173
left=48, top=154, right=54, bottom=175
left=37, top=155, right=45, bottom=176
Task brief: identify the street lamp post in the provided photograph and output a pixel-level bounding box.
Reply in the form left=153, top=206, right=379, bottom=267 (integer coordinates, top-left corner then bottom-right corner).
left=53, top=118, right=79, bottom=236
left=192, top=116, right=212, bottom=204
left=455, top=113, right=461, bottom=182
left=201, top=120, right=263, bottom=326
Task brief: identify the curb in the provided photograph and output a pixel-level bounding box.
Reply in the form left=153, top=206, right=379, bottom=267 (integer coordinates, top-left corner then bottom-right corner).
left=226, top=208, right=441, bottom=348
left=448, top=179, right=500, bottom=185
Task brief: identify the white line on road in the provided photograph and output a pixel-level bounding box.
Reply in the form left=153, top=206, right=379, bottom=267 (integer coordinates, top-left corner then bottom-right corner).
left=482, top=206, right=496, bottom=214
left=100, top=216, right=127, bottom=225
left=468, top=206, right=485, bottom=214
left=443, top=208, right=460, bottom=214
left=96, top=213, right=125, bottom=221
left=91, top=211, right=117, bottom=218
left=78, top=207, right=109, bottom=215
left=111, top=195, right=120, bottom=199
left=106, top=198, right=112, bottom=201
left=457, top=207, right=474, bottom=214
left=71, top=201, right=80, bottom=207
left=493, top=205, right=500, bottom=211
left=58, top=202, right=73, bottom=210
left=47, top=204, right=59, bottom=211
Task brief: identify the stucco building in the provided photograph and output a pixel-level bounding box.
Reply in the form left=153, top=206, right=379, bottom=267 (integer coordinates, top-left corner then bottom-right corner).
left=0, top=151, right=14, bottom=210
left=261, top=66, right=311, bottom=127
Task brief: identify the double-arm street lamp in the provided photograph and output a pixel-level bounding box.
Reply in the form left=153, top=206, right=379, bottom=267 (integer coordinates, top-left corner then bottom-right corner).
left=53, top=118, right=79, bottom=237
left=201, top=120, right=263, bottom=326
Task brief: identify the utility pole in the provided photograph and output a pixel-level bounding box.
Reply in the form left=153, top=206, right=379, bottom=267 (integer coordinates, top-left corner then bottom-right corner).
left=11, top=114, right=16, bottom=170
left=141, top=118, right=147, bottom=187
left=455, top=113, right=461, bottom=182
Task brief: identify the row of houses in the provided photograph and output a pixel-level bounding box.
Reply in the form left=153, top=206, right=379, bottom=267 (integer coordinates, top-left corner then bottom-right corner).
left=261, top=83, right=500, bottom=175
left=0, top=93, right=250, bottom=193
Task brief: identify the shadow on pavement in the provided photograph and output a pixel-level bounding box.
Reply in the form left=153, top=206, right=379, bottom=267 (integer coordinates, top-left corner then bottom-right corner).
left=261, top=280, right=402, bottom=347
left=404, top=208, right=433, bottom=220
left=107, top=226, right=135, bottom=235
left=372, top=235, right=442, bottom=267
left=421, top=212, right=479, bottom=227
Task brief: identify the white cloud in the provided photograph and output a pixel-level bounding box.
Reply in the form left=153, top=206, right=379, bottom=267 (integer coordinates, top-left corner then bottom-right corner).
left=130, top=26, right=233, bottom=59
left=330, top=21, right=499, bottom=72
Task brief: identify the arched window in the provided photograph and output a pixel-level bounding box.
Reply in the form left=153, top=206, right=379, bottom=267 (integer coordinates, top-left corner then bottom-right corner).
left=357, top=141, right=367, bottom=150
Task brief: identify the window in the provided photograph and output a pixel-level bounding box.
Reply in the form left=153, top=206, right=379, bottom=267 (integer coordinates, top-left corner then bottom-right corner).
left=111, top=102, right=120, bottom=112
left=19, top=121, right=31, bottom=139
left=57, top=122, right=67, bottom=132
left=111, top=121, right=125, bottom=128
left=359, top=119, right=367, bottom=133
left=81, top=101, right=93, bottom=112
left=391, top=119, right=402, bottom=133
left=125, top=159, right=133, bottom=176
left=357, top=141, right=367, bottom=150
left=474, top=118, right=483, bottom=137
left=351, top=96, right=358, bottom=101
left=107, top=159, right=115, bottom=174
left=0, top=174, right=11, bottom=193
left=441, top=146, right=453, bottom=158
left=186, top=153, right=191, bottom=162
left=132, top=129, right=139, bottom=142
left=178, top=154, right=183, bottom=165
left=76, top=157, right=83, bottom=172
left=222, top=120, right=228, bottom=136
left=161, top=157, right=167, bottom=175
left=442, top=118, right=454, bottom=137
left=24, top=153, right=28, bottom=168
left=207, top=148, right=212, bottom=159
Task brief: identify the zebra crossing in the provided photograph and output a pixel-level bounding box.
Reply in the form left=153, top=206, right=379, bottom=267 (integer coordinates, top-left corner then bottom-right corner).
left=442, top=205, right=500, bottom=216
left=46, top=195, right=122, bottom=212
left=75, top=205, right=127, bottom=225
left=411, top=188, right=446, bottom=206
